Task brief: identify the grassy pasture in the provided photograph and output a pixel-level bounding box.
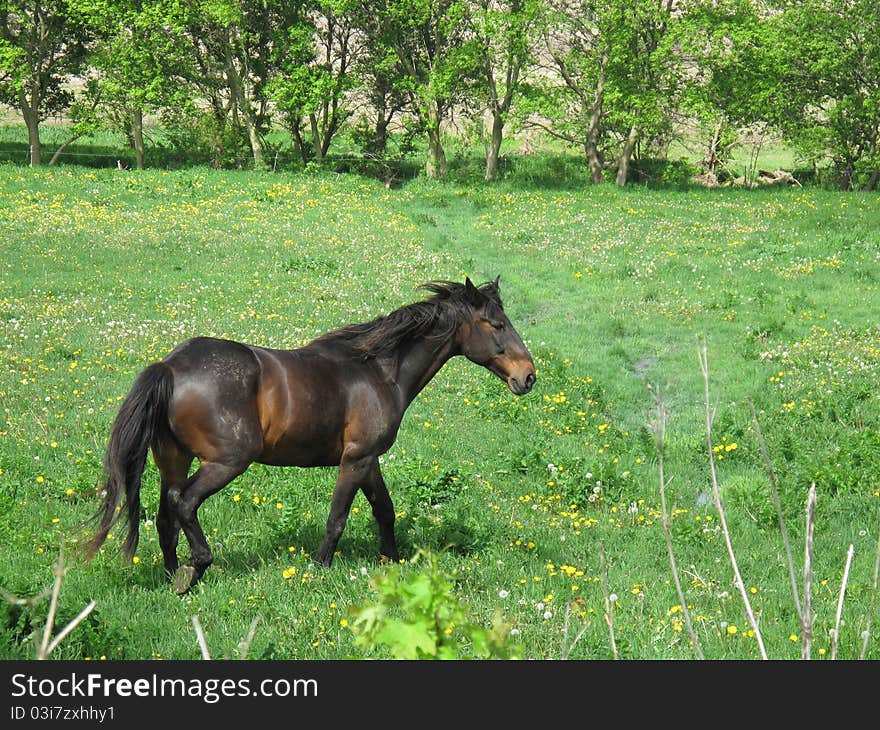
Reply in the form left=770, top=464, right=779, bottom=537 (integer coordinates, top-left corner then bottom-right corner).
left=1, top=162, right=879, bottom=660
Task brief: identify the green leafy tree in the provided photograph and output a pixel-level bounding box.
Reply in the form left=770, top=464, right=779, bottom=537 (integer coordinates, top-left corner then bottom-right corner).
left=668, top=0, right=767, bottom=182
left=269, top=0, right=357, bottom=164
left=0, top=0, right=92, bottom=165
left=524, top=0, right=681, bottom=185
left=769, top=0, right=880, bottom=190
left=71, top=0, right=191, bottom=169
left=348, top=16, right=406, bottom=158
left=181, top=0, right=308, bottom=168
left=358, top=0, right=477, bottom=179
left=466, top=0, right=543, bottom=181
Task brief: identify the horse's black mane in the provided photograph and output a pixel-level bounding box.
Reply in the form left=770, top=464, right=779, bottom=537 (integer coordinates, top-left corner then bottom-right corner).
left=310, top=280, right=502, bottom=358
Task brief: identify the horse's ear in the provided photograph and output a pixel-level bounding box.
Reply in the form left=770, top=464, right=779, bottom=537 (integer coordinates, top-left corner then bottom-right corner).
left=464, top=277, right=483, bottom=306
left=493, top=275, right=501, bottom=291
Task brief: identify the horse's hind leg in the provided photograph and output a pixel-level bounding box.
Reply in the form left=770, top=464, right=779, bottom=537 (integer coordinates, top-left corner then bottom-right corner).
left=153, top=441, right=193, bottom=577
left=167, top=461, right=247, bottom=594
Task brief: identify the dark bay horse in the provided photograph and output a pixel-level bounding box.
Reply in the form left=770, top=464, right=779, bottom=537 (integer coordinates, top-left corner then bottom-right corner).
left=85, top=277, right=536, bottom=593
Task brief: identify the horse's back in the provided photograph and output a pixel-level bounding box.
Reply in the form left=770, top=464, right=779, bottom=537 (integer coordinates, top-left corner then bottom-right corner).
left=161, top=337, right=264, bottom=463
left=159, top=336, right=397, bottom=468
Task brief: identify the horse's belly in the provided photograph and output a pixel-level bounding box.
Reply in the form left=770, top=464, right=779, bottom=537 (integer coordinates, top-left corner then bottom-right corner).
left=256, top=441, right=343, bottom=468
left=256, top=418, right=344, bottom=467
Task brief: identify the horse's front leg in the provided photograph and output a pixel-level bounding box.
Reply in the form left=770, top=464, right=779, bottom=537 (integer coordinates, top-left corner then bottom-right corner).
left=315, top=454, right=372, bottom=567
left=360, top=458, right=400, bottom=563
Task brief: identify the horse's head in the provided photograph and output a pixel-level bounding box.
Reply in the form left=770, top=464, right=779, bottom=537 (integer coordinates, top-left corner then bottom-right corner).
left=458, top=277, right=536, bottom=396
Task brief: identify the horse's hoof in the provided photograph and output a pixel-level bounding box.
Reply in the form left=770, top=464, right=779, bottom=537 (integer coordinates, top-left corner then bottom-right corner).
left=174, top=565, right=199, bottom=595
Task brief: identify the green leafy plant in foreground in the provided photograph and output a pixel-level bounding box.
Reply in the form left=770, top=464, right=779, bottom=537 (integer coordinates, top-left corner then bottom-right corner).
left=348, top=550, right=521, bottom=659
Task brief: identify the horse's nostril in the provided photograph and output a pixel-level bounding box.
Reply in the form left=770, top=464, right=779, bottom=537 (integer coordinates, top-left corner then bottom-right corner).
left=525, top=373, right=536, bottom=389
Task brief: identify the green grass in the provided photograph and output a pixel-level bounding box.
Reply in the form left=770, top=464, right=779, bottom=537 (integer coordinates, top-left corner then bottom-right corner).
left=1, top=162, right=879, bottom=660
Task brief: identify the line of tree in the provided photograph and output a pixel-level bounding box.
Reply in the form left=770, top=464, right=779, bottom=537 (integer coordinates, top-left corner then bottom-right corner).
left=0, top=0, right=877, bottom=189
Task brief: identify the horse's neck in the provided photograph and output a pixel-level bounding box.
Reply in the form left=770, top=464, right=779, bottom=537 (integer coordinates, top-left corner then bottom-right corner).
left=392, top=334, right=457, bottom=407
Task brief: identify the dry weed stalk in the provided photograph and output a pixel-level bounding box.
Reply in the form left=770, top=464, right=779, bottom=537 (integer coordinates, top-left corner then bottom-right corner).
left=1, top=547, right=97, bottom=660
left=560, top=600, right=591, bottom=660
left=648, top=383, right=705, bottom=659
left=238, top=616, right=261, bottom=660
left=831, top=544, right=855, bottom=660
left=749, top=399, right=803, bottom=618
left=803, top=485, right=816, bottom=659
left=192, top=614, right=262, bottom=660
left=698, top=342, right=768, bottom=659
left=598, top=542, right=619, bottom=660
left=192, top=615, right=211, bottom=660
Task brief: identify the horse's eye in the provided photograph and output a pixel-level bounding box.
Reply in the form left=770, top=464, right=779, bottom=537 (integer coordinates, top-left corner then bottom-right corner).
left=492, top=321, right=505, bottom=331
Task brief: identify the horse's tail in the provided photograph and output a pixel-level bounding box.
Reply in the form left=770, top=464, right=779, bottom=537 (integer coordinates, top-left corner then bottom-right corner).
left=83, top=363, right=174, bottom=560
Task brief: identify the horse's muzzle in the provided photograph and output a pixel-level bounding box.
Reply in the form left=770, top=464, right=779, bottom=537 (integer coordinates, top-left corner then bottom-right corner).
left=508, top=371, right=536, bottom=396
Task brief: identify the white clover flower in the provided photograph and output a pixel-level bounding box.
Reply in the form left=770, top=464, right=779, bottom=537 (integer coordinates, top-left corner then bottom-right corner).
left=498, top=589, right=509, bottom=599
left=543, top=611, right=553, bottom=620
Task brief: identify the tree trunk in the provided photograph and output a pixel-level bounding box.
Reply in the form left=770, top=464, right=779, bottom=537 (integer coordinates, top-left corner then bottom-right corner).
left=49, top=132, right=85, bottom=165
left=426, top=127, right=447, bottom=179
left=309, top=114, right=323, bottom=163
left=132, top=108, right=145, bottom=169
left=290, top=118, right=309, bottom=165
left=585, top=55, right=608, bottom=184
left=224, top=43, right=263, bottom=168
left=371, top=114, right=389, bottom=155
left=424, top=102, right=447, bottom=180
left=21, top=99, right=41, bottom=166
left=243, top=105, right=263, bottom=168
left=615, top=124, right=639, bottom=187
left=484, top=112, right=504, bottom=182
left=838, top=159, right=854, bottom=191
left=865, top=170, right=879, bottom=191
left=706, top=119, right=723, bottom=175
